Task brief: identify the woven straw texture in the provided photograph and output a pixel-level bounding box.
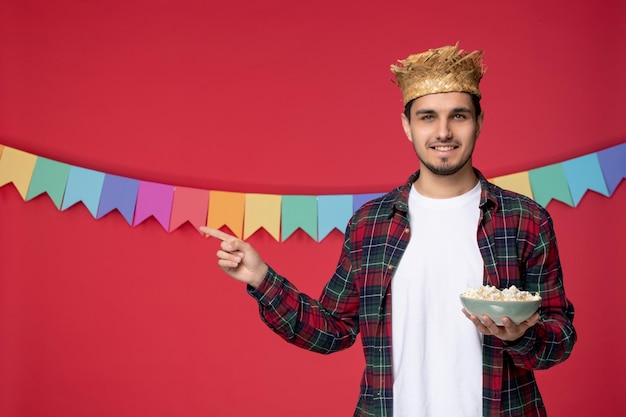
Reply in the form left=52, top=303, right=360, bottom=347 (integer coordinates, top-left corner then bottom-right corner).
left=391, top=43, right=486, bottom=105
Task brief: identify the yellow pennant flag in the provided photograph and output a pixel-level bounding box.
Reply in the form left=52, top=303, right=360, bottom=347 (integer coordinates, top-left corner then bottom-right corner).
left=207, top=191, right=246, bottom=238
left=0, top=146, right=38, bottom=199
left=244, top=193, right=281, bottom=241
left=490, top=171, right=534, bottom=200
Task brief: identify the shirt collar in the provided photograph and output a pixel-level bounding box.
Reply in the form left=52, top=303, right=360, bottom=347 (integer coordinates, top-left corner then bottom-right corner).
left=392, top=168, right=498, bottom=216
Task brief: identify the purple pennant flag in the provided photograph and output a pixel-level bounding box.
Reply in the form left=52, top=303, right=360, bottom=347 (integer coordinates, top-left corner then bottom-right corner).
left=597, top=142, right=626, bottom=195
left=97, top=174, right=140, bottom=225
left=353, top=193, right=385, bottom=213
left=133, top=181, right=175, bottom=230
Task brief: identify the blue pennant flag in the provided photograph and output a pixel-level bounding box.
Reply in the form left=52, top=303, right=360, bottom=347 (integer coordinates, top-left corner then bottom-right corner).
left=317, top=195, right=353, bottom=242
left=61, top=166, right=106, bottom=217
left=562, top=153, right=610, bottom=206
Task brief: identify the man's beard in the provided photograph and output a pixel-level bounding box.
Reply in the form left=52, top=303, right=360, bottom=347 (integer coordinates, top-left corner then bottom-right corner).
left=418, top=154, right=472, bottom=176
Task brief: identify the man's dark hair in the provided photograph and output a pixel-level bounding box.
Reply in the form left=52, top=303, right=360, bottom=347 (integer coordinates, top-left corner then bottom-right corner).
left=403, top=94, right=482, bottom=121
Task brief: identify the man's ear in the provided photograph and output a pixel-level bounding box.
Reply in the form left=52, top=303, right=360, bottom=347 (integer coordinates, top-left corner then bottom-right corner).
left=476, top=112, right=484, bottom=138
left=401, top=113, right=412, bottom=141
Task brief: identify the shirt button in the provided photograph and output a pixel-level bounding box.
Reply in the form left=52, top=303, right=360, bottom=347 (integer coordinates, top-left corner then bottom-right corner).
left=404, top=227, right=410, bottom=234
left=387, top=264, right=393, bottom=270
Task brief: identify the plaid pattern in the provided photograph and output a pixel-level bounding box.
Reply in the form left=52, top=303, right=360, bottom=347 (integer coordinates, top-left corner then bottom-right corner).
left=249, top=170, right=576, bottom=417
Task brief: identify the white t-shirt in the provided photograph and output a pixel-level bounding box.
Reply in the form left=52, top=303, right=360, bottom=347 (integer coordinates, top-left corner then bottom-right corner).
left=392, top=182, right=484, bottom=417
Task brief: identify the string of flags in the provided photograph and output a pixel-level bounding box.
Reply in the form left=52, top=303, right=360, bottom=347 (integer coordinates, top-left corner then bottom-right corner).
left=0, top=142, right=624, bottom=242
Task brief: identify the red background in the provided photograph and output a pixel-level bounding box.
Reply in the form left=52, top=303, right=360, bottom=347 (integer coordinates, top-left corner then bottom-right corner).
left=1, top=1, right=625, bottom=416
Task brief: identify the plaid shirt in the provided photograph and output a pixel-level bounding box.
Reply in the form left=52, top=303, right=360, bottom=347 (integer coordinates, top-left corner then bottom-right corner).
left=249, top=170, right=576, bottom=417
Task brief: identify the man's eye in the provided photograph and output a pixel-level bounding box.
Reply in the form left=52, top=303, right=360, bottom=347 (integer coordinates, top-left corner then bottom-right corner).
left=454, top=114, right=467, bottom=120
left=421, top=115, right=434, bottom=121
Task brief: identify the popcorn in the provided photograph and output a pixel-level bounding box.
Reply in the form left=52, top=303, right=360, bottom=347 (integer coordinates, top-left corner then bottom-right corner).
left=461, top=285, right=541, bottom=301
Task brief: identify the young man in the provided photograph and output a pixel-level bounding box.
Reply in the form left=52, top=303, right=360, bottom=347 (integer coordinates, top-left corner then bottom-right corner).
left=201, top=44, right=576, bottom=417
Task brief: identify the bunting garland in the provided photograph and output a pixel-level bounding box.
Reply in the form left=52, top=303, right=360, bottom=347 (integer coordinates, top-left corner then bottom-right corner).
left=1, top=142, right=624, bottom=242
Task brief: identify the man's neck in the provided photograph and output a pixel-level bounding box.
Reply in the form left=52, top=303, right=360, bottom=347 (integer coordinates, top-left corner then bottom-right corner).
left=413, top=167, right=479, bottom=199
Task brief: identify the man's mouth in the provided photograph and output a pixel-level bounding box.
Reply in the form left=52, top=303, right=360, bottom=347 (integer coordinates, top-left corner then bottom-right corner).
left=432, top=145, right=456, bottom=151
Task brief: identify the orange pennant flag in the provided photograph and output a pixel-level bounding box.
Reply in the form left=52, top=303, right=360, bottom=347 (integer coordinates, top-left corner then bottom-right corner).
left=207, top=191, right=246, bottom=238
left=244, top=193, right=281, bottom=241
left=0, top=146, right=38, bottom=199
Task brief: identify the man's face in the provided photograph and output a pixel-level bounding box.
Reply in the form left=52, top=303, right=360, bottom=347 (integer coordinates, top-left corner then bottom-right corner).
left=401, top=92, right=483, bottom=177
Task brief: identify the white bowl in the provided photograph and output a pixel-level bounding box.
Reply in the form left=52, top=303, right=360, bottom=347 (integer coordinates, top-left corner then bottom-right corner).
left=460, top=295, right=541, bottom=325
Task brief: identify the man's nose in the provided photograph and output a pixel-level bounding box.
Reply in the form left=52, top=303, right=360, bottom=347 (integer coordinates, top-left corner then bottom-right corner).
left=436, top=120, right=452, bottom=140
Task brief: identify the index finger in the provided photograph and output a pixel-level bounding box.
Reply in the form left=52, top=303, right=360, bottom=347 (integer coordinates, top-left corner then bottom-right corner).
left=199, top=226, right=236, bottom=242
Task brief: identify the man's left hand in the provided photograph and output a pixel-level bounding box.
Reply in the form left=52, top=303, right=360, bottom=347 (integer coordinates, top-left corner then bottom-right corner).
left=462, top=309, right=540, bottom=342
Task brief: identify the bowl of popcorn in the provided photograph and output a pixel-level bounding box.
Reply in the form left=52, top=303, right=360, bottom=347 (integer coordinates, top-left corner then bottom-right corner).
left=460, top=285, right=541, bottom=325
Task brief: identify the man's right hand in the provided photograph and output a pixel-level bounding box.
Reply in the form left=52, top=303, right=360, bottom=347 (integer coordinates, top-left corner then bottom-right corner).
left=199, top=226, right=268, bottom=289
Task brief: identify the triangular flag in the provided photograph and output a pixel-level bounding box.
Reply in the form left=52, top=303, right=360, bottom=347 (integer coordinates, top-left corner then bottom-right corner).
left=317, top=195, right=353, bottom=241
left=597, top=142, right=626, bottom=195
left=490, top=171, right=533, bottom=200
left=244, top=193, right=281, bottom=241
left=170, top=186, right=210, bottom=232
left=26, top=157, right=71, bottom=208
left=562, top=153, right=610, bottom=206
left=61, top=166, right=106, bottom=217
left=207, top=191, right=245, bottom=238
left=97, top=174, right=140, bottom=225
left=353, top=193, right=384, bottom=212
left=133, top=181, right=174, bottom=231
left=281, top=195, right=317, bottom=241
left=528, top=163, right=574, bottom=207
left=0, top=147, right=38, bottom=199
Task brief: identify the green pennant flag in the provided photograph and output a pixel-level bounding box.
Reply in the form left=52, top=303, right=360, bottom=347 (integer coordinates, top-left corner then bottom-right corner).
left=281, top=195, right=318, bottom=241
left=528, top=163, right=574, bottom=207
left=26, top=157, right=71, bottom=208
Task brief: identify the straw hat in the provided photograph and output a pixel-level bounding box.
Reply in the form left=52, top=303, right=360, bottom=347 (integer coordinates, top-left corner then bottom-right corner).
left=391, top=43, right=486, bottom=105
